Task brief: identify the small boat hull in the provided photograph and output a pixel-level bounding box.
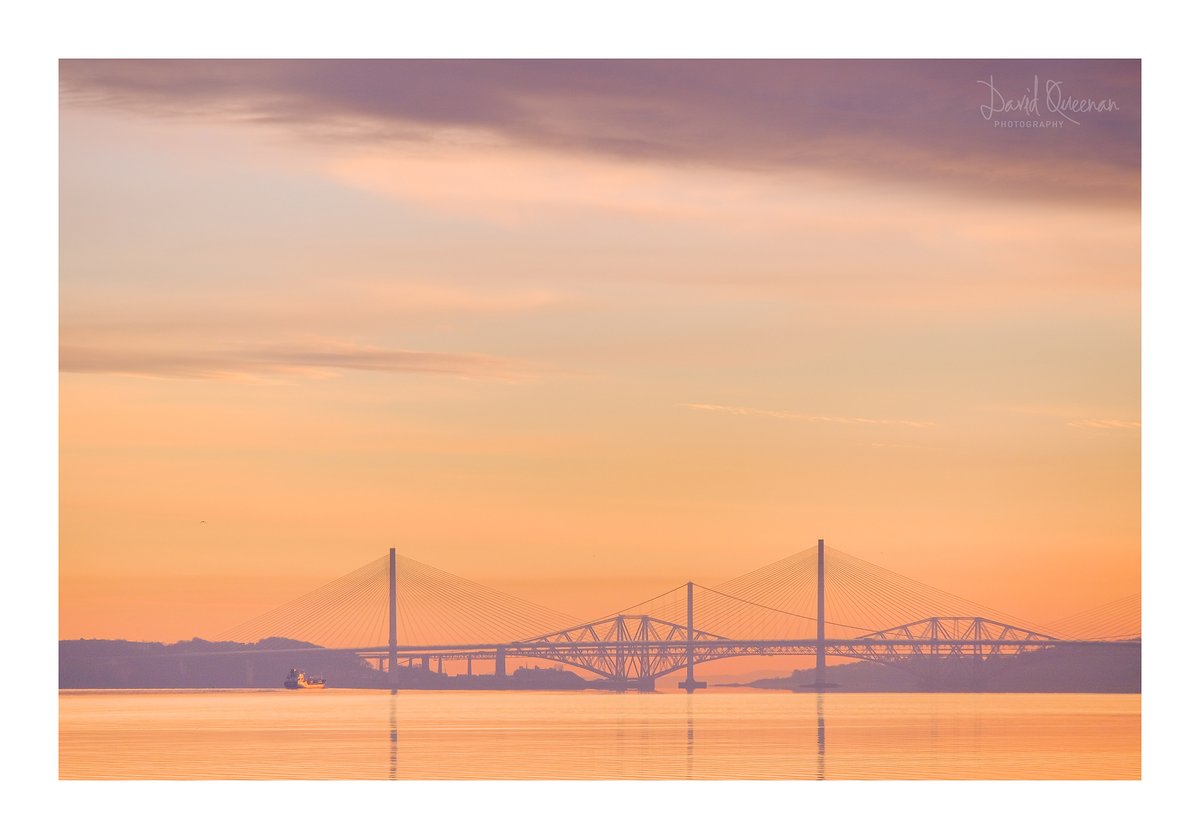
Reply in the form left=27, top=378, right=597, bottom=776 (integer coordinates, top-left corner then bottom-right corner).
left=284, top=669, right=327, bottom=689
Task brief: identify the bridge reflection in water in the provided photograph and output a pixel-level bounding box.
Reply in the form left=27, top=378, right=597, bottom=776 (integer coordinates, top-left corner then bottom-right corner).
left=377, top=689, right=828, bottom=781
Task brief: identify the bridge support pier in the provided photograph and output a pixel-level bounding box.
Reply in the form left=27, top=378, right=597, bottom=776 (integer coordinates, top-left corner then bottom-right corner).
left=495, top=646, right=507, bottom=678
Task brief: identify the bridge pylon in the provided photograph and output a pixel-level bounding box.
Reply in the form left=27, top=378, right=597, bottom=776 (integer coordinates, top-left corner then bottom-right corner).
left=388, top=548, right=398, bottom=684
left=678, top=581, right=707, bottom=694
left=815, top=538, right=828, bottom=688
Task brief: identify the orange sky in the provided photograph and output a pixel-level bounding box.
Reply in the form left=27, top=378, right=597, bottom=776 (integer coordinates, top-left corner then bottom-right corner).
left=59, top=60, right=1139, bottom=644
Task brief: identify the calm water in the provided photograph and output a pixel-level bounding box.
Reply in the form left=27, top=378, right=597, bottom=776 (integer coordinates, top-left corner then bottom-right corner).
left=59, top=689, right=1140, bottom=780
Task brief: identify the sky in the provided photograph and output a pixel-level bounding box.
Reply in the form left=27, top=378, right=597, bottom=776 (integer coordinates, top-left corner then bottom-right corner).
left=59, top=60, right=1140, bottom=643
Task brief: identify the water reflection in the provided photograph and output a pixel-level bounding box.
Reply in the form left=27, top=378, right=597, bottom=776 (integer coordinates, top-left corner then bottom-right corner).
left=815, top=692, right=826, bottom=781
left=685, top=695, right=694, bottom=780
left=59, top=690, right=1141, bottom=780
left=388, top=693, right=398, bottom=780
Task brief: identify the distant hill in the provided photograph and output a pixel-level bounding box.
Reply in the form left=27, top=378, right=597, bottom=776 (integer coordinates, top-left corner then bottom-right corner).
left=742, top=645, right=1141, bottom=693
left=60, top=637, right=388, bottom=689
left=59, top=638, right=594, bottom=690
left=62, top=638, right=1137, bottom=692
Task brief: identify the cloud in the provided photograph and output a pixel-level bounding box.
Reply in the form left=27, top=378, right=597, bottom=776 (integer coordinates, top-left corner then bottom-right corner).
left=59, top=340, right=531, bottom=382
left=1067, top=418, right=1141, bottom=431
left=989, top=406, right=1141, bottom=432
left=60, top=59, right=1140, bottom=204
left=681, top=403, right=935, bottom=428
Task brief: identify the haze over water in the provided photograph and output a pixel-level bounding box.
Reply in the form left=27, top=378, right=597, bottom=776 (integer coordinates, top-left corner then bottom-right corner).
left=59, top=690, right=1140, bottom=780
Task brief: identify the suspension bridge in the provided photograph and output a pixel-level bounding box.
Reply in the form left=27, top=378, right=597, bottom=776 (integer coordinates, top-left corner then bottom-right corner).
left=208, top=540, right=1140, bottom=692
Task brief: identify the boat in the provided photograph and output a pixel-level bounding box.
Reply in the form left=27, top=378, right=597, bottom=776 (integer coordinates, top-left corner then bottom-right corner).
left=284, top=668, right=327, bottom=689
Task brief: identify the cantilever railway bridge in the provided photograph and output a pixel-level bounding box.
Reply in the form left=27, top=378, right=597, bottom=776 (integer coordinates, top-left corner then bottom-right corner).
left=212, top=541, right=1140, bottom=692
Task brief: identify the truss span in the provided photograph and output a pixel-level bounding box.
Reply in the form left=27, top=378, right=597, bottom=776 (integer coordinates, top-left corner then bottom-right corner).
left=850, top=617, right=1058, bottom=663
left=496, top=614, right=1080, bottom=684
left=515, top=614, right=727, bottom=682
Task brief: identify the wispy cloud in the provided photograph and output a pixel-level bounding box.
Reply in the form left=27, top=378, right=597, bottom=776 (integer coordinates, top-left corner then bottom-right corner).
left=988, top=405, right=1142, bottom=432
left=1067, top=418, right=1141, bottom=431
left=681, top=403, right=935, bottom=428
left=59, top=340, right=531, bottom=383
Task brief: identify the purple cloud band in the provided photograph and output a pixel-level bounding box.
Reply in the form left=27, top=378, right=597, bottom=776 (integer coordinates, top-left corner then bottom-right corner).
left=60, top=59, right=1139, bottom=203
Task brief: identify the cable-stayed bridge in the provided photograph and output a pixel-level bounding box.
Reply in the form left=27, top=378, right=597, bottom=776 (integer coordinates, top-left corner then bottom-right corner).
left=212, top=540, right=1139, bottom=692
